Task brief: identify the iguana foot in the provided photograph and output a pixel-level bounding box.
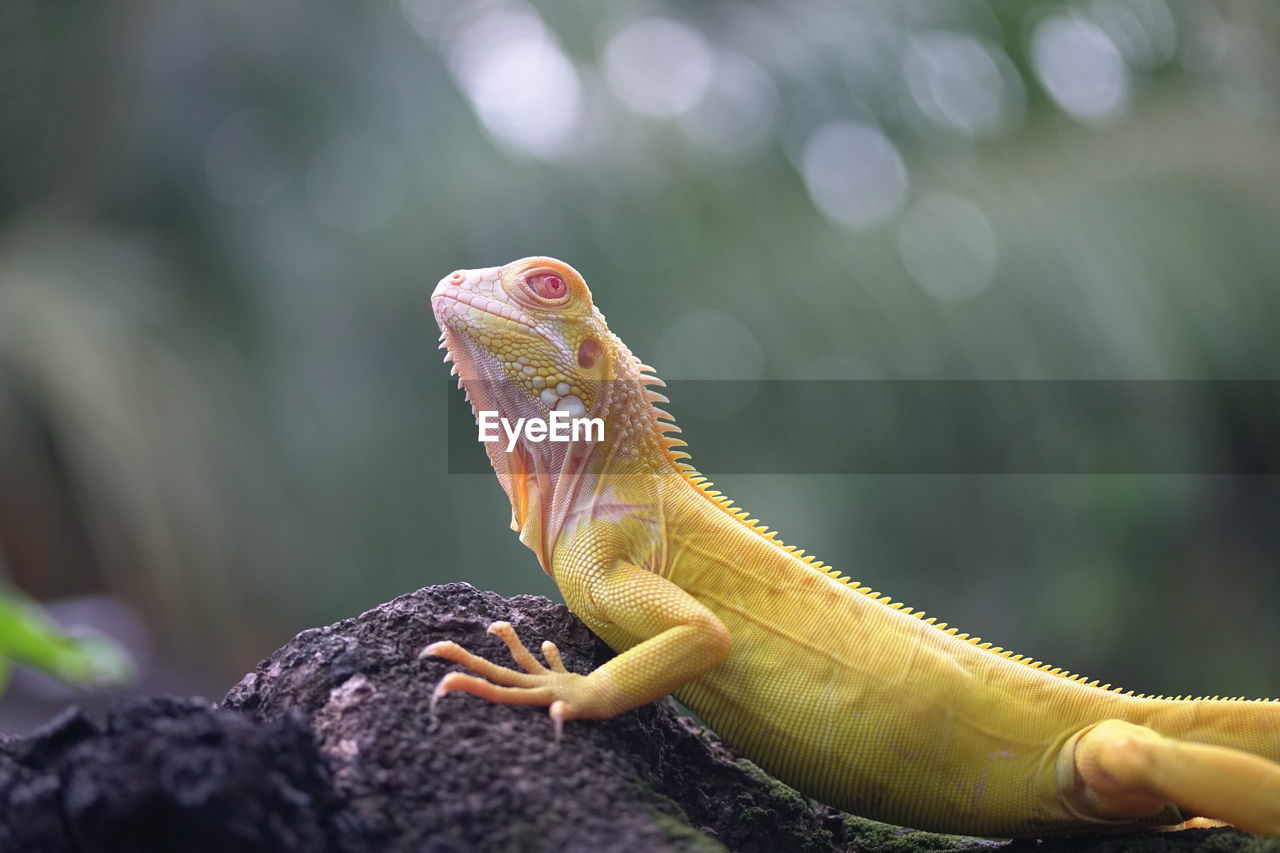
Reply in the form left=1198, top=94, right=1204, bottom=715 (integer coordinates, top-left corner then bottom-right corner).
left=420, top=621, right=590, bottom=738
left=1063, top=718, right=1280, bottom=837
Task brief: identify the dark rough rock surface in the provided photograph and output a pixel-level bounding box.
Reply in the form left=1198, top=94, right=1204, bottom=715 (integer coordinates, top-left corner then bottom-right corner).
left=0, top=697, right=354, bottom=853
left=2, top=582, right=1277, bottom=852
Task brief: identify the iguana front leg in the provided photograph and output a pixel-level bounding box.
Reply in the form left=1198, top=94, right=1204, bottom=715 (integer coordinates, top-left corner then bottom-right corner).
left=422, top=561, right=731, bottom=735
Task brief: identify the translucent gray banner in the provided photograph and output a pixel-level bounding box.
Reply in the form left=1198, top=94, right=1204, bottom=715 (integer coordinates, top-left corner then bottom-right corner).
left=444, top=380, right=1280, bottom=475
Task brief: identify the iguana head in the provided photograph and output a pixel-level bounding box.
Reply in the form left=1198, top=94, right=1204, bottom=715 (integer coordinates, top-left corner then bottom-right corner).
left=433, top=257, right=668, bottom=567
left=432, top=256, right=612, bottom=419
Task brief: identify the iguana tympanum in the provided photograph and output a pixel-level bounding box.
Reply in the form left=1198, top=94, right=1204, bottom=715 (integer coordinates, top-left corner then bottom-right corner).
left=425, top=256, right=1280, bottom=838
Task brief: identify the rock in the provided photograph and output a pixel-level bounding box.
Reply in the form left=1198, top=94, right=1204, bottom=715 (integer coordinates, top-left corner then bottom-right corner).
left=0, top=697, right=353, bottom=853
left=0, top=583, right=1270, bottom=852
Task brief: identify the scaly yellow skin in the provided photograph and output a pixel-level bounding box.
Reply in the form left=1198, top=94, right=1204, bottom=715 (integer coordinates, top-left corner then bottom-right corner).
left=426, top=257, right=1280, bottom=838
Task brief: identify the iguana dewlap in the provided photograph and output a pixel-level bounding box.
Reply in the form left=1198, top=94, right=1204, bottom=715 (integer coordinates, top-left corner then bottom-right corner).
left=425, top=256, right=1280, bottom=838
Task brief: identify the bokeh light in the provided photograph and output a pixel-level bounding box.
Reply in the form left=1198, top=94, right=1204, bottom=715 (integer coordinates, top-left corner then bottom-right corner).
left=678, top=53, right=779, bottom=156
left=654, top=309, right=764, bottom=381
left=602, top=17, right=714, bottom=119
left=896, top=193, right=998, bottom=303
left=1090, top=0, right=1177, bottom=68
left=801, top=121, right=909, bottom=230
left=1031, top=13, right=1132, bottom=125
left=443, top=2, right=583, bottom=159
left=903, top=31, right=1024, bottom=137
left=1183, top=23, right=1279, bottom=126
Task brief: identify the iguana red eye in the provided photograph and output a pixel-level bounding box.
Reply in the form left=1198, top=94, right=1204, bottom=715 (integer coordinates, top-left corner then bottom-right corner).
left=527, top=272, right=567, bottom=301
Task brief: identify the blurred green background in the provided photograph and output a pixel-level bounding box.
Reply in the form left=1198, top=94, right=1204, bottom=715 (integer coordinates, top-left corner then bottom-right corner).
left=1, top=0, right=1278, bottom=732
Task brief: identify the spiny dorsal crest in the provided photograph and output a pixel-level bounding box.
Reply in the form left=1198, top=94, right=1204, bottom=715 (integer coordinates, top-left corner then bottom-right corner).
left=628, top=348, right=1277, bottom=706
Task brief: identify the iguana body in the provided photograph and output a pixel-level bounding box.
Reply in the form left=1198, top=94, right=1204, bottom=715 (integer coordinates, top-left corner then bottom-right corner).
left=427, top=257, right=1280, bottom=838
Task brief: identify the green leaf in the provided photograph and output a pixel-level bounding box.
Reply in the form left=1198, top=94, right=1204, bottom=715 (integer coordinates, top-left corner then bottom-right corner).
left=0, top=589, right=135, bottom=689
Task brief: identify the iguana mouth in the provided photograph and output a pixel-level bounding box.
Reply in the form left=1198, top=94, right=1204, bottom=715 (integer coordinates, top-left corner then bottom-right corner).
left=431, top=284, right=539, bottom=334
left=431, top=275, right=553, bottom=433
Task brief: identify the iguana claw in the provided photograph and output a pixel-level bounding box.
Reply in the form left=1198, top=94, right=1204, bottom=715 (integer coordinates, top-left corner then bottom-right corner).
left=421, top=620, right=580, bottom=739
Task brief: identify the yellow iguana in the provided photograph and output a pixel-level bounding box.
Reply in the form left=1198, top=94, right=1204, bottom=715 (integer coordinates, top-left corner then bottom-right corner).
left=424, top=256, right=1280, bottom=838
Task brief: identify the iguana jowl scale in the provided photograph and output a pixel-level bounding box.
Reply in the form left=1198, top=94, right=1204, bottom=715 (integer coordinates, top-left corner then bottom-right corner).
left=426, top=256, right=1280, bottom=838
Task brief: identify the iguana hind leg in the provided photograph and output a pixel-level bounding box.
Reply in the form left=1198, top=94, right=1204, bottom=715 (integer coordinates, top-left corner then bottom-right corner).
left=1062, top=718, right=1280, bottom=837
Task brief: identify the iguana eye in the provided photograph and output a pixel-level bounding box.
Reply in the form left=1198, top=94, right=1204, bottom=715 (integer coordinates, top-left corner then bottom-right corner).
left=527, top=272, right=568, bottom=301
